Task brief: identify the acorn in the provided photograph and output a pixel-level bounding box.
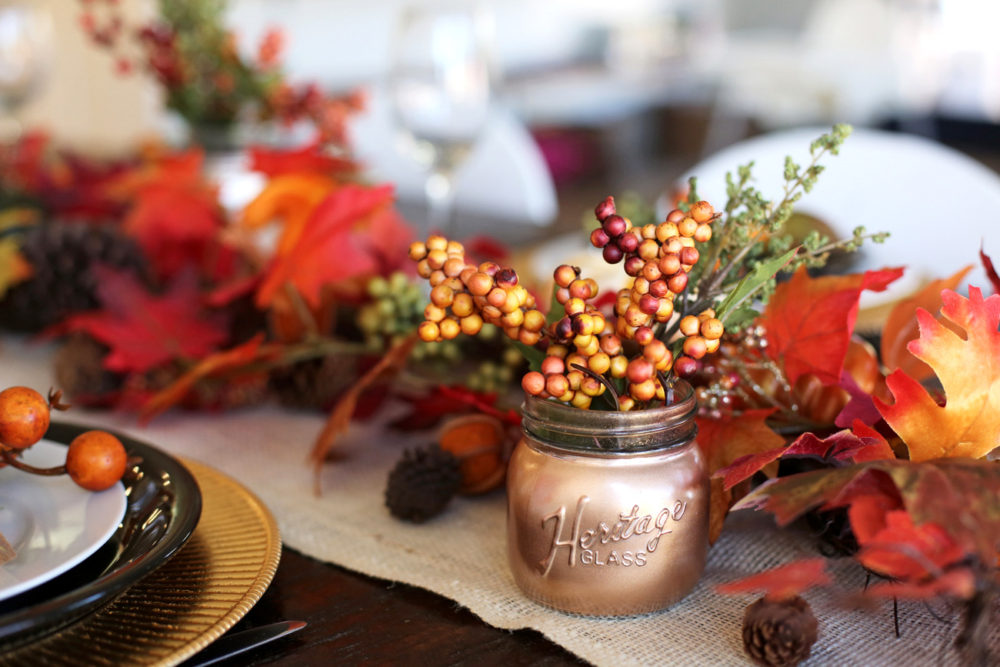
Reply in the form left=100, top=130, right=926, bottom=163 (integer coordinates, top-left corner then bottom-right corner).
left=438, top=414, right=507, bottom=495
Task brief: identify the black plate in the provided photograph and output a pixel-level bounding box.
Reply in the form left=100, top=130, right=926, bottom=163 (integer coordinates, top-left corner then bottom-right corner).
left=0, top=422, right=202, bottom=647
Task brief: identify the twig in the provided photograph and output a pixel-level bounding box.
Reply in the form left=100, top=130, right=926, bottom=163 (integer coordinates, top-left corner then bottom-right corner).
left=570, top=363, right=619, bottom=410
left=1, top=449, right=65, bottom=476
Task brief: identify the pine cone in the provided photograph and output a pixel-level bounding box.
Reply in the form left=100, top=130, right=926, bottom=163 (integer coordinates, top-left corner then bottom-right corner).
left=0, top=221, right=148, bottom=332
left=52, top=334, right=123, bottom=404
left=743, top=596, right=819, bottom=667
left=385, top=445, right=461, bottom=522
left=269, top=355, right=357, bottom=411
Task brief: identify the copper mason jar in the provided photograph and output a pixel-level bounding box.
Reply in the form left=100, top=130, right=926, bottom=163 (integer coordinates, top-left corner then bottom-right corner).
left=506, top=381, right=708, bottom=616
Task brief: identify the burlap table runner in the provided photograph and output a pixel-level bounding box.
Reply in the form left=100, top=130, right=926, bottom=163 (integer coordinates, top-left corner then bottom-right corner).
left=3, top=339, right=995, bottom=665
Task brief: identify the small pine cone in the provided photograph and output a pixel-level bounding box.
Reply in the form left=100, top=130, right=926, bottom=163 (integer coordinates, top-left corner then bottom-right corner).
left=269, top=355, right=357, bottom=411
left=742, top=596, right=819, bottom=667
left=0, top=221, right=148, bottom=332
left=52, top=334, right=123, bottom=404
left=385, top=445, right=461, bottom=522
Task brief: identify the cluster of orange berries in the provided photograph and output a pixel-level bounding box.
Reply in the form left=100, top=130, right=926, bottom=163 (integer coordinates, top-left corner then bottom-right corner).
left=409, top=236, right=545, bottom=346
left=592, top=197, right=715, bottom=339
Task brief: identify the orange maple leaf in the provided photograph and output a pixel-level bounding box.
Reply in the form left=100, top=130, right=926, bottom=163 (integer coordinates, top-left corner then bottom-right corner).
left=240, top=172, right=338, bottom=255
left=876, top=287, right=1000, bottom=461
left=760, top=266, right=903, bottom=385
left=881, top=265, right=972, bottom=383
left=696, top=410, right=785, bottom=543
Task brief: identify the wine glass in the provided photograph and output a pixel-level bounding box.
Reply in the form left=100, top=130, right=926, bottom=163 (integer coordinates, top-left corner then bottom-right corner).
left=389, top=2, right=493, bottom=237
left=0, top=0, right=52, bottom=141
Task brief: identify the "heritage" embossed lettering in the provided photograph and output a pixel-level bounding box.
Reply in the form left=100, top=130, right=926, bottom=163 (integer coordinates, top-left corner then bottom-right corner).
left=538, top=496, right=688, bottom=575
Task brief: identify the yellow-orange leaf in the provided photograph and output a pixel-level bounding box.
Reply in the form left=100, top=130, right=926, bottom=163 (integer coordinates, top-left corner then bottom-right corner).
left=696, top=410, right=785, bottom=543
left=240, top=172, right=338, bottom=254
left=876, top=287, right=1000, bottom=461
left=310, top=333, right=418, bottom=493
left=881, top=265, right=972, bottom=382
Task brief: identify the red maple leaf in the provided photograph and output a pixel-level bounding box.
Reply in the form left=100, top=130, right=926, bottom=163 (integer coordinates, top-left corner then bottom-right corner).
left=759, top=266, right=903, bottom=385
left=981, top=245, right=1000, bottom=295
left=109, top=149, right=226, bottom=280
left=717, top=420, right=895, bottom=491
left=248, top=142, right=356, bottom=178
left=50, top=268, right=228, bottom=374
left=256, top=183, right=412, bottom=309
left=716, top=558, right=830, bottom=601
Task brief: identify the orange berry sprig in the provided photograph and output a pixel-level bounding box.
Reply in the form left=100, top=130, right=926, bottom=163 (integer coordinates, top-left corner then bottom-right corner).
left=409, top=236, right=546, bottom=346
left=591, top=196, right=723, bottom=380
left=0, top=386, right=128, bottom=491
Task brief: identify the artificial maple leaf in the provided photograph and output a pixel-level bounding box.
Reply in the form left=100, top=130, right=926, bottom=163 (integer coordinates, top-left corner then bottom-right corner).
left=760, top=266, right=903, bottom=385
left=876, top=287, right=1000, bottom=461
left=50, top=268, right=228, bottom=374
left=696, top=409, right=785, bottom=543
left=735, top=458, right=1000, bottom=565
left=854, top=508, right=966, bottom=582
left=716, top=558, right=830, bottom=601
left=240, top=172, right=338, bottom=255
left=248, top=143, right=356, bottom=178
left=717, top=420, right=895, bottom=491
left=310, top=333, right=418, bottom=493
left=881, top=265, right=972, bottom=383
left=139, top=335, right=283, bottom=422
left=863, top=568, right=976, bottom=600
left=108, top=149, right=225, bottom=279
left=256, top=184, right=400, bottom=310
left=390, top=385, right=521, bottom=431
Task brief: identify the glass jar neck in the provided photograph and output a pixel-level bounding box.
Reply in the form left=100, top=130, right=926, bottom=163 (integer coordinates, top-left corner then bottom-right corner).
left=520, top=380, right=697, bottom=453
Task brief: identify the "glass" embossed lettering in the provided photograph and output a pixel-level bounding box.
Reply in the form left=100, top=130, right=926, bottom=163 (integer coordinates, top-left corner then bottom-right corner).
left=538, top=496, right=687, bottom=575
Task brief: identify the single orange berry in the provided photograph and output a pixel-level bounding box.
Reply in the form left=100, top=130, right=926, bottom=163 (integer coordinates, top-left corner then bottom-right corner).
left=65, top=430, right=127, bottom=491
left=0, top=386, right=50, bottom=450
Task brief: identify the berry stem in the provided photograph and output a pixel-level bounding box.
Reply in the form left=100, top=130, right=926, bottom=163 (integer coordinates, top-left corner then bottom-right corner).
left=1, top=449, right=66, bottom=476
left=283, top=282, right=321, bottom=339
left=570, top=363, right=620, bottom=411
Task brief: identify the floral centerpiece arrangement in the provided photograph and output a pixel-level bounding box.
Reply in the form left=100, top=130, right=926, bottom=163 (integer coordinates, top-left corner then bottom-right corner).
left=2, top=110, right=1000, bottom=662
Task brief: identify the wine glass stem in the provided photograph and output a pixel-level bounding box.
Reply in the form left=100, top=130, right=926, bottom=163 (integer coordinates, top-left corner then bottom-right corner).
left=425, top=168, right=456, bottom=237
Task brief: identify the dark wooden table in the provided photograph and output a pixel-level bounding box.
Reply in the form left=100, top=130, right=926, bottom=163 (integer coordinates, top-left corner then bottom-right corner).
left=215, top=548, right=588, bottom=666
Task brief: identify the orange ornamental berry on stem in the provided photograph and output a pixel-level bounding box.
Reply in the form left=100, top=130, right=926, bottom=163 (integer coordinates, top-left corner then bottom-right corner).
left=565, top=352, right=588, bottom=370
left=643, top=339, right=668, bottom=364
left=705, top=337, right=721, bottom=354
left=486, top=287, right=508, bottom=309
left=666, top=209, right=685, bottom=223
left=452, top=293, right=475, bottom=317
left=610, top=354, right=629, bottom=378
left=439, top=318, right=461, bottom=340
left=655, top=299, right=675, bottom=322
left=523, top=309, right=546, bottom=333
left=0, top=386, right=51, bottom=449
left=429, top=285, right=454, bottom=308
left=545, top=373, right=569, bottom=398
left=443, top=257, right=466, bottom=278
left=460, top=313, right=484, bottom=336
left=629, top=379, right=657, bottom=402
left=540, top=356, right=566, bottom=376
left=519, top=329, right=541, bottom=345
left=683, top=335, right=708, bottom=359
left=701, top=317, right=725, bottom=340
left=690, top=200, right=714, bottom=224
left=667, top=271, right=689, bottom=294
left=588, top=352, right=611, bottom=375
left=408, top=242, right=428, bottom=261
left=634, top=326, right=654, bottom=346
left=679, top=315, right=700, bottom=336
left=553, top=264, right=578, bottom=288
left=570, top=392, right=592, bottom=410
left=418, top=321, right=440, bottom=342
left=677, top=217, right=698, bottom=238
left=694, top=224, right=712, bottom=243
left=580, top=376, right=604, bottom=397
left=674, top=355, right=699, bottom=377
left=426, top=248, right=448, bottom=270
left=680, top=246, right=699, bottom=266
left=626, top=358, right=654, bottom=384
left=446, top=240, right=464, bottom=256
left=65, top=430, right=127, bottom=491
left=426, top=235, right=448, bottom=252
left=656, top=222, right=679, bottom=242
left=466, top=272, right=493, bottom=297
left=600, top=334, right=622, bottom=356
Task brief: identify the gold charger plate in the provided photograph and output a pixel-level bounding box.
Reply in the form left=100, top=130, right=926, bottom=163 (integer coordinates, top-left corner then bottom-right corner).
left=0, top=458, right=282, bottom=666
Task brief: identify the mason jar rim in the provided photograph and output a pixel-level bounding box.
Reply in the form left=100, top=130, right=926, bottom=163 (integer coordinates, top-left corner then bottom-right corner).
left=520, top=379, right=697, bottom=453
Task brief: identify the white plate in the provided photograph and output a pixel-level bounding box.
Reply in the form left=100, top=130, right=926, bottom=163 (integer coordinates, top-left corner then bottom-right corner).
left=0, top=440, right=127, bottom=602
